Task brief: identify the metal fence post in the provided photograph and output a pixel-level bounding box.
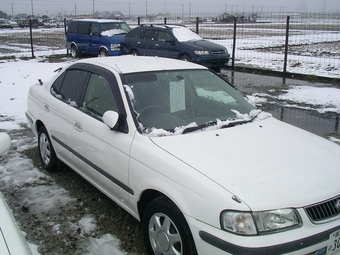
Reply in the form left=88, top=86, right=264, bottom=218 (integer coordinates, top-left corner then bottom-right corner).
left=232, top=17, right=237, bottom=69
left=29, top=19, right=35, bottom=58
left=283, top=16, right=290, bottom=75
left=64, top=18, right=68, bottom=55
left=138, top=17, right=140, bottom=25
left=196, top=17, right=199, bottom=34
left=164, top=17, right=167, bottom=24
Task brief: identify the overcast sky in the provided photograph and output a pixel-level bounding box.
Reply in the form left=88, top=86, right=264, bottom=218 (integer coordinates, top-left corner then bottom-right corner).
left=1, top=0, right=339, bottom=17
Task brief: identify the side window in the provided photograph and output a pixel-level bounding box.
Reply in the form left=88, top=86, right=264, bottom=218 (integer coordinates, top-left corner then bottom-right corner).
left=157, top=31, right=171, bottom=41
left=77, top=22, right=91, bottom=35
left=51, top=70, right=88, bottom=106
left=83, top=73, right=118, bottom=119
left=141, top=30, right=156, bottom=40
left=91, top=23, right=99, bottom=34
left=68, top=22, right=77, bottom=33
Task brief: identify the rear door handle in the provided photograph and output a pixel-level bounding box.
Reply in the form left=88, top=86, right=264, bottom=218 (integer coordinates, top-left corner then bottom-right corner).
left=44, top=104, right=50, bottom=112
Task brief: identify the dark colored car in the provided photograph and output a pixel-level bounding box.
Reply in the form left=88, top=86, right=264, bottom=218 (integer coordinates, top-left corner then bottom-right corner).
left=123, top=24, right=230, bottom=71
left=67, top=19, right=131, bottom=58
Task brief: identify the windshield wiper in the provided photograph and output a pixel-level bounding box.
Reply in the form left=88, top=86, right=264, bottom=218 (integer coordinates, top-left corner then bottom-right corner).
left=220, top=115, right=258, bottom=129
left=182, top=115, right=258, bottom=134
left=182, top=121, right=216, bottom=134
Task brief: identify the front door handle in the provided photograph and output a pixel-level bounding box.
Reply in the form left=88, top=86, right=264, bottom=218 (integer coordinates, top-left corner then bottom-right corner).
left=74, top=122, right=83, bottom=132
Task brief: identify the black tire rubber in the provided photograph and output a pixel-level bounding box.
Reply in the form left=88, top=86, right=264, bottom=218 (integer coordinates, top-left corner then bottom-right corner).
left=179, top=54, right=191, bottom=62
left=38, top=126, right=58, bottom=172
left=142, top=196, right=197, bottom=255
left=99, top=49, right=109, bottom=57
left=130, top=49, right=140, bottom=56
left=71, top=45, right=79, bottom=58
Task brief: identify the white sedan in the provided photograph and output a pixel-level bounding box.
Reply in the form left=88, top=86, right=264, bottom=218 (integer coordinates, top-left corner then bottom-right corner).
left=26, top=56, right=340, bottom=255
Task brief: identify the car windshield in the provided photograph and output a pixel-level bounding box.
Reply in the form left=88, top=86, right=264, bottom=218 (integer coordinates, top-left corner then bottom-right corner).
left=171, top=26, right=203, bottom=42
left=100, top=22, right=131, bottom=35
left=123, top=69, right=257, bottom=135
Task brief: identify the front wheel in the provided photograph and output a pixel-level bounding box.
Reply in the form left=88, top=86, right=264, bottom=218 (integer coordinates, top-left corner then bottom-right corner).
left=130, top=49, right=140, bottom=56
left=179, top=54, right=191, bottom=62
left=142, top=196, right=197, bottom=255
left=38, top=126, right=58, bottom=172
left=99, top=48, right=109, bottom=57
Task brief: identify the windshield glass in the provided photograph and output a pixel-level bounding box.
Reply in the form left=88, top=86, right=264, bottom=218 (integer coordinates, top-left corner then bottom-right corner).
left=123, top=69, right=257, bottom=135
left=100, top=22, right=131, bottom=35
left=172, top=26, right=203, bottom=42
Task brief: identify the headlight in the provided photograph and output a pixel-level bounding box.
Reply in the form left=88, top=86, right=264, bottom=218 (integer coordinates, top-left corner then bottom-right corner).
left=194, top=50, right=210, bottom=55
left=110, top=43, right=121, bottom=51
left=221, top=209, right=301, bottom=235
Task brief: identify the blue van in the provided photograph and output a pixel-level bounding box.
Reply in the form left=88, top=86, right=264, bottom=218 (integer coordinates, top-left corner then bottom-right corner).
left=66, top=19, right=131, bottom=58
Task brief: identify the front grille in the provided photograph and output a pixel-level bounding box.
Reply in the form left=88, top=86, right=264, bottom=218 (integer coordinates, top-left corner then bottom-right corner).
left=304, top=195, right=340, bottom=223
left=211, top=50, right=225, bottom=55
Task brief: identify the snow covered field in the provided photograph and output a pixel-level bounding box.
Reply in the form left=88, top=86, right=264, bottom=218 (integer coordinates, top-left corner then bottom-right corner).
left=0, top=56, right=339, bottom=254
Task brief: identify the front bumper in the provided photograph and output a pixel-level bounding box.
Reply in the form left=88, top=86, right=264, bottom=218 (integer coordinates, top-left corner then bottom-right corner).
left=199, top=226, right=339, bottom=255
left=187, top=212, right=340, bottom=255
left=191, top=53, right=230, bottom=68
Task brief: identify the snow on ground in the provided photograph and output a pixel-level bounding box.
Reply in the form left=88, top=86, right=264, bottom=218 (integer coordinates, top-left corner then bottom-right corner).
left=0, top=57, right=340, bottom=254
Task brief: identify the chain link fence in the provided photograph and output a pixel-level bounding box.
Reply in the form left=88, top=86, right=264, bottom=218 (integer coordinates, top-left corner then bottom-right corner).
left=0, top=12, right=339, bottom=78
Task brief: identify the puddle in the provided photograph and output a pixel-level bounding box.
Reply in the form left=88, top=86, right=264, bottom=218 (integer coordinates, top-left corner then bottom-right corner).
left=263, top=104, right=339, bottom=137
left=221, top=70, right=340, bottom=139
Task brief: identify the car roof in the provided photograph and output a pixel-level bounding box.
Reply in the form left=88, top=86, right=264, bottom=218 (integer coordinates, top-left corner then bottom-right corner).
left=74, top=56, right=206, bottom=74
left=71, top=19, right=124, bottom=23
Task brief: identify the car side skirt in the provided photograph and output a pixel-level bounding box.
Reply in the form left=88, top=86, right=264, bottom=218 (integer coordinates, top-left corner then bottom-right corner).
left=52, top=135, right=134, bottom=195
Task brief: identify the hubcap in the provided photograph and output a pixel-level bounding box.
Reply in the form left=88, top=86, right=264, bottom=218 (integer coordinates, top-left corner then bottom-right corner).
left=148, top=213, right=182, bottom=255
left=39, top=133, right=51, bottom=166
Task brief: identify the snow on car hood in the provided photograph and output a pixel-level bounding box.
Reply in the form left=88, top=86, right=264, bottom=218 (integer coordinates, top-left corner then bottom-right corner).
left=150, top=117, right=340, bottom=211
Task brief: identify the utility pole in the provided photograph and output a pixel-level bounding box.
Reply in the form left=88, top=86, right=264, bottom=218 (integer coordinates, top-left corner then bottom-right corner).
left=31, top=0, right=34, bottom=17
left=75, top=3, right=76, bottom=18
left=93, top=0, right=95, bottom=18
left=145, top=1, right=147, bottom=20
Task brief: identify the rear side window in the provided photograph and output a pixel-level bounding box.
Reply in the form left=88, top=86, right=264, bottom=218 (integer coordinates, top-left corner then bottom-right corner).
left=141, top=30, right=157, bottom=40
left=68, top=21, right=77, bottom=33
left=51, top=70, right=88, bottom=106
left=77, top=22, right=91, bottom=35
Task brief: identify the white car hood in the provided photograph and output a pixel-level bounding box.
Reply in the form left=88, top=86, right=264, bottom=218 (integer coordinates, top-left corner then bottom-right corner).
left=150, top=117, right=340, bottom=210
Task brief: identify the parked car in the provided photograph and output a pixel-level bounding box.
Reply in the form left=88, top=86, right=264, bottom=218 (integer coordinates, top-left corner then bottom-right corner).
left=66, top=19, right=131, bottom=58
left=26, top=56, right=340, bottom=255
left=123, top=24, right=230, bottom=71
left=0, top=132, right=32, bottom=255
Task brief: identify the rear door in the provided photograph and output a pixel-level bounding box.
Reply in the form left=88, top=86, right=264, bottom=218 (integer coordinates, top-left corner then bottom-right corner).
left=76, top=21, right=91, bottom=54
left=47, top=67, right=90, bottom=165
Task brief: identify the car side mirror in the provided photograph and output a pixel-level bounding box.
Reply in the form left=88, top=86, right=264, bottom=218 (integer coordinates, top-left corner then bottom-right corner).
left=166, top=39, right=175, bottom=45
left=103, top=111, right=119, bottom=129
left=0, top=133, right=11, bottom=154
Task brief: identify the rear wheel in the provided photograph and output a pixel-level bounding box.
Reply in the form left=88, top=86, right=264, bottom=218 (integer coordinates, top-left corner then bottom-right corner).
left=142, top=196, right=197, bottom=255
left=38, top=126, right=58, bottom=172
left=70, top=45, right=79, bottom=58
left=99, top=48, right=109, bottom=57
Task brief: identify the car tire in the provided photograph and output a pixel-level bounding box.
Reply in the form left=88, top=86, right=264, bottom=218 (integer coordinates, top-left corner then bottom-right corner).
left=130, top=49, right=140, bottom=56
left=99, top=49, right=109, bottom=57
left=179, top=54, right=191, bottom=62
left=38, top=126, right=58, bottom=172
left=71, top=45, right=79, bottom=58
left=142, top=196, right=197, bottom=255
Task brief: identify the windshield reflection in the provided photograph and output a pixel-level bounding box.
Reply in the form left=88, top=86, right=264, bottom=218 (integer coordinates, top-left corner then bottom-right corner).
left=123, top=69, right=257, bottom=135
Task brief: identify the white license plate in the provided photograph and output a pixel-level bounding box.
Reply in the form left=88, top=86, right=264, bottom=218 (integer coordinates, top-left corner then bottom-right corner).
left=327, top=229, right=340, bottom=255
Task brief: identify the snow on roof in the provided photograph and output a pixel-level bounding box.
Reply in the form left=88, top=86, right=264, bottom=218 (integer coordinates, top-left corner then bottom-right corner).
left=72, top=19, right=124, bottom=23
left=76, top=55, right=206, bottom=74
